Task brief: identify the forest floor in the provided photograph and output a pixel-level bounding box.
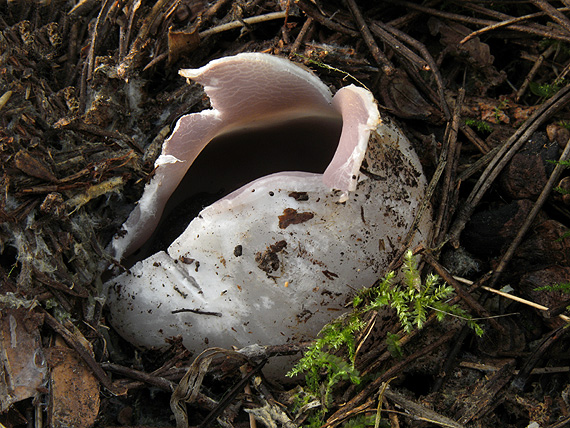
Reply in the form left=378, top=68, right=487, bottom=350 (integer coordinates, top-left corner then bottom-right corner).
left=2, top=1, right=570, bottom=427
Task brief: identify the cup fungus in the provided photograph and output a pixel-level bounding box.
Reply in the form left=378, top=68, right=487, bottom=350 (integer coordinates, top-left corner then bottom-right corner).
left=105, top=53, right=431, bottom=356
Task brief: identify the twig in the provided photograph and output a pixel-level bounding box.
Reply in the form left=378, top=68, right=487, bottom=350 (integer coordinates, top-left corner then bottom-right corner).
left=372, top=20, right=450, bottom=119
left=369, top=22, right=427, bottom=69
left=460, top=7, right=570, bottom=44
left=117, top=0, right=180, bottom=78
left=460, top=123, right=491, bottom=154
left=463, top=2, right=570, bottom=40
left=390, top=0, right=570, bottom=43
left=457, top=145, right=500, bottom=183
left=326, top=329, right=457, bottom=427
left=547, top=415, right=570, bottom=428
left=344, top=0, right=394, bottom=74
left=86, top=0, right=113, bottom=81
left=531, top=0, right=570, bottom=35
left=431, top=325, right=471, bottom=393
left=120, top=0, right=142, bottom=59
left=281, top=0, right=291, bottom=44
left=289, top=17, right=313, bottom=56
left=101, top=362, right=176, bottom=391
left=455, top=359, right=516, bottom=425
left=43, top=310, right=125, bottom=395
left=432, top=88, right=464, bottom=247
left=197, top=359, right=265, bottom=428
left=296, top=0, right=359, bottom=37
left=512, top=322, right=570, bottom=391
left=239, top=364, right=257, bottom=428
left=199, top=11, right=289, bottom=38
left=516, top=44, right=557, bottom=102
left=325, top=399, right=376, bottom=428
left=64, top=21, right=79, bottom=86
left=489, top=134, right=570, bottom=287
left=448, top=86, right=570, bottom=246
left=481, top=286, right=570, bottom=323
left=453, top=276, right=570, bottom=323
left=383, top=388, right=466, bottom=428
left=460, top=361, right=570, bottom=375
left=59, top=121, right=143, bottom=153
left=422, top=251, right=505, bottom=332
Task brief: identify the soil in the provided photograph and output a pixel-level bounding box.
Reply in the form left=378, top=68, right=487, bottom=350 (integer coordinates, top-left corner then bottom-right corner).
left=2, top=1, right=570, bottom=427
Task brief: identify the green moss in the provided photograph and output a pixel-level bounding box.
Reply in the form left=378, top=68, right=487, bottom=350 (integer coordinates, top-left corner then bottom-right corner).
left=288, top=251, right=483, bottom=426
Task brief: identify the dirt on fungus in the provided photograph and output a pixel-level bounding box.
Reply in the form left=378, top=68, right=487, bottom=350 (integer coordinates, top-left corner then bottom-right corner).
left=2, top=1, right=570, bottom=427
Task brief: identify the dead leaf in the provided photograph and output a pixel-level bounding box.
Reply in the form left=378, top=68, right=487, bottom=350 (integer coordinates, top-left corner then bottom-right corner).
left=168, top=27, right=200, bottom=65
left=45, top=346, right=100, bottom=428
left=0, top=308, right=47, bottom=412
left=14, top=150, right=59, bottom=183
left=378, top=70, right=443, bottom=121
left=428, top=18, right=494, bottom=66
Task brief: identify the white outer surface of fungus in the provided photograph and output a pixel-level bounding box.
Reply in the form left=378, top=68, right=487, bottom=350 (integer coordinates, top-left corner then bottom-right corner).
left=105, top=53, right=431, bottom=354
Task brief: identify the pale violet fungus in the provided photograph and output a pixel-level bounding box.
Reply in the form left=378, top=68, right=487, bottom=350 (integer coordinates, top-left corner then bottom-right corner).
left=105, top=53, right=431, bottom=355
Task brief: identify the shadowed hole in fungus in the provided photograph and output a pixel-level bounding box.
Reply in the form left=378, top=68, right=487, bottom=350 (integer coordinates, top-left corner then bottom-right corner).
left=128, top=113, right=343, bottom=265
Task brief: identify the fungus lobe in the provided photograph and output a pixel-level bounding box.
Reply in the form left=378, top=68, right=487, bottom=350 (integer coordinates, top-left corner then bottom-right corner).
left=105, top=53, right=431, bottom=359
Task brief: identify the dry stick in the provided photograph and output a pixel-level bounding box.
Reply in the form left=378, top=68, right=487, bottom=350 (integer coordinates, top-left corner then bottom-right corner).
left=199, top=11, right=288, bottom=38
left=326, top=329, right=457, bottom=427
left=457, top=145, right=500, bottom=183
left=389, top=0, right=570, bottom=43
left=144, top=11, right=290, bottom=70
left=453, top=276, right=570, bottom=323
left=431, top=325, right=472, bottom=394
left=367, top=22, right=428, bottom=70
left=385, top=402, right=401, bottom=428
left=300, top=0, right=450, bottom=119
left=448, top=86, right=570, bottom=246
left=197, top=361, right=264, bottom=428
left=432, top=88, right=464, bottom=247
left=460, top=7, right=570, bottom=44
left=200, top=0, right=233, bottom=23
left=515, top=43, right=557, bottom=103
left=325, top=399, right=376, bottom=428
left=460, top=361, right=569, bottom=375
left=556, top=63, right=570, bottom=89
left=120, top=0, right=142, bottom=59
left=531, top=0, right=570, bottom=35
left=281, top=0, right=292, bottom=45
left=42, top=310, right=125, bottom=395
left=549, top=415, right=570, bottom=428
left=372, top=20, right=451, bottom=120
left=289, top=16, right=313, bottom=56
left=481, top=286, right=570, bottom=323
left=239, top=364, right=257, bottom=428
left=86, top=0, right=113, bottom=81
left=490, top=136, right=570, bottom=287
left=64, top=21, right=79, bottom=86
left=422, top=252, right=505, bottom=332
left=460, top=124, right=491, bottom=154
left=68, top=0, right=99, bottom=16
left=117, top=0, right=179, bottom=75
left=463, top=2, right=570, bottom=40
left=512, top=322, right=570, bottom=392
left=296, top=0, right=359, bottom=37
left=101, top=362, right=176, bottom=391
left=382, top=389, right=466, bottom=428
left=357, top=312, right=442, bottom=379
left=344, top=0, right=394, bottom=74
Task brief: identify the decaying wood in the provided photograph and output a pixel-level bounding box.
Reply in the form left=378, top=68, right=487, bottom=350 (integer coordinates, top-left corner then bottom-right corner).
left=452, top=358, right=516, bottom=424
